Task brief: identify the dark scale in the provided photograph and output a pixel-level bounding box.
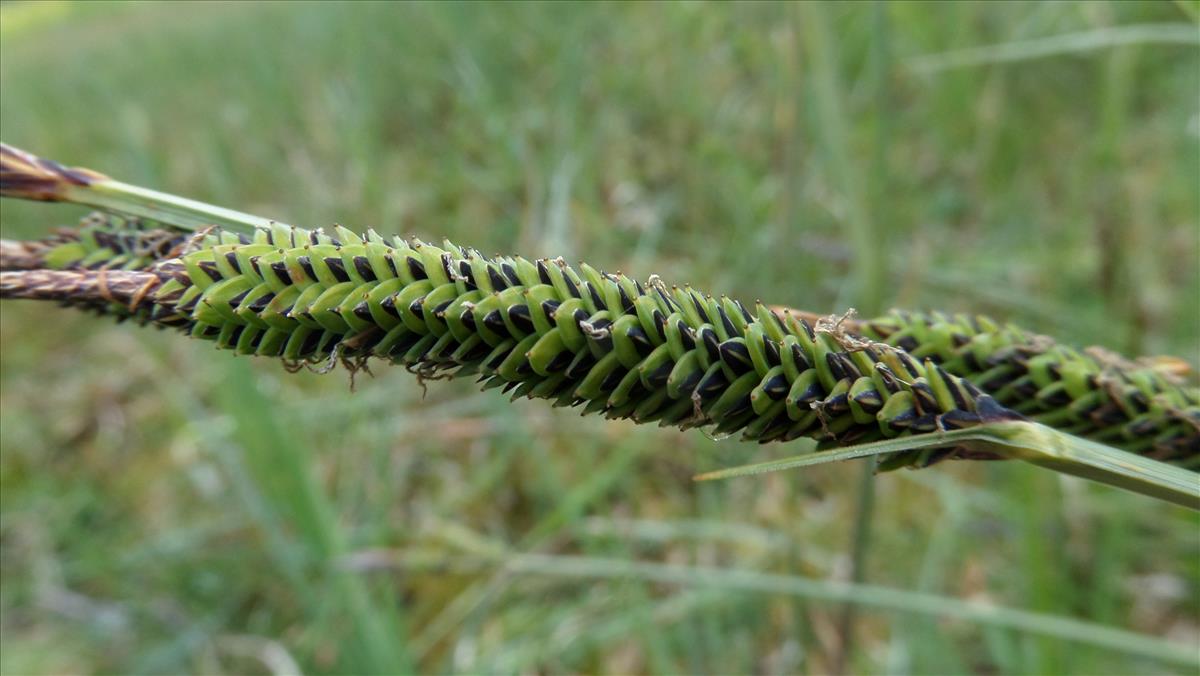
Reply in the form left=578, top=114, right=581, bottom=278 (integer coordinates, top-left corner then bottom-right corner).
left=766, top=309, right=787, bottom=336
left=893, top=351, right=923, bottom=378
left=544, top=349, right=574, bottom=373
left=762, top=372, right=789, bottom=400
left=826, top=353, right=859, bottom=382
left=299, top=330, right=323, bottom=356
left=617, top=285, right=635, bottom=314
left=759, top=413, right=792, bottom=442
left=789, top=343, right=810, bottom=371
left=270, top=261, right=292, bottom=285
left=354, top=256, right=378, bottom=282
left=198, top=260, right=224, bottom=282
left=797, top=318, right=816, bottom=340
left=643, top=360, right=674, bottom=389
left=482, top=310, right=508, bottom=336
left=436, top=337, right=460, bottom=360
left=352, top=301, right=374, bottom=322
left=457, top=261, right=476, bottom=288
left=432, top=299, right=455, bottom=318
left=599, top=366, right=627, bottom=392
left=385, top=331, right=424, bottom=358
left=626, top=325, right=655, bottom=356
left=226, top=289, right=250, bottom=310
left=224, top=251, right=242, bottom=274
left=882, top=404, right=918, bottom=432
left=459, top=339, right=492, bottom=362
left=541, top=300, right=561, bottom=318
left=440, top=254, right=456, bottom=283
left=572, top=308, right=589, bottom=329
left=246, top=328, right=268, bottom=352
left=852, top=387, right=883, bottom=413
left=718, top=340, right=754, bottom=375
left=723, top=394, right=753, bottom=419
left=819, top=390, right=851, bottom=415
left=384, top=254, right=399, bottom=278
left=561, top=271, right=581, bottom=298
left=406, top=256, right=427, bottom=280
left=408, top=298, right=425, bottom=321
left=587, top=284, right=606, bottom=311
left=486, top=347, right=512, bottom=370
left=501, top=263, right=521, bottom=287
left=1011, top=380, right=1039, bottom=400
left=874, top=365, right=905, bottom=394
left=1036, top=385, right=1073, bottom=408
left=297, top=256, right=317, bottom=281
left=674, top=367, right=703, bottom=394
left=761, top=337, right=781, bottom=367
left=487, top=266, right=509, bottom=291
left=695, top=369, right=729, bottom=405
left=678, top=322, right=697, bottom=350
left=460, top=308, right=477, bottom=332
left=380, top=295, right=401, bottom=318
left=651, top=310, right=667, bottom=342
left=585, top=317, right=614, bottom=352
left=910, top=382, right=939, bottom=413
left=507, top=304, right=535, bottom=333
left=699, top=327, right=721, bottom=362
left=716, top=306, right=738, bottom=337
left=350, top=330, right=384, bottom=355
left=1127, top=389, right=1152, bottom=413
left=691, top=295, right=711, bottom=324
left=565, top=353, right=597, bottom=380
left=226, top=324, right=247, bottom=347
left=324, top=257, right=350, bottom=283
left=536, top=260, right=553, bottom=285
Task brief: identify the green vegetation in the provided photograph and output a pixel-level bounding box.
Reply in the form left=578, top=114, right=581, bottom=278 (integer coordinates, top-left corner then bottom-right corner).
left=1, top=2, right=1197, bottom=673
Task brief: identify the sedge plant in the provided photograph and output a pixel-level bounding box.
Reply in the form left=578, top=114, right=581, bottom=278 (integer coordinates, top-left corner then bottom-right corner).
left=1, top=143, right=1197, bottom=508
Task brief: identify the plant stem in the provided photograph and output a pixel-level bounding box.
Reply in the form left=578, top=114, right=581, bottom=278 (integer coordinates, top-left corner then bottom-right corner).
left=1, top=143, right=274, bottom=234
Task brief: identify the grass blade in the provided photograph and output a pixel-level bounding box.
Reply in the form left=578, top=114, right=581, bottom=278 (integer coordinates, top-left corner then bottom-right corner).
left=347, top=549, right=1200, bottom=669
left=908, top=23, right=1199, bottom=73
left=696, top=422, right=1200, bottom=510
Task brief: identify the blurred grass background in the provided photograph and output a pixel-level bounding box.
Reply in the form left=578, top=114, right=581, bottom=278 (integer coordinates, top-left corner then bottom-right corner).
left=1, top=1, right=1198, bottom=673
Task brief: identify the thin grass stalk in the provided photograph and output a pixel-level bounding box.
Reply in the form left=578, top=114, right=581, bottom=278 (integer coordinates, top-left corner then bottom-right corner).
left=338, top=548, right=1200, bottom=669
left=0, top=143, right=272, bottom=234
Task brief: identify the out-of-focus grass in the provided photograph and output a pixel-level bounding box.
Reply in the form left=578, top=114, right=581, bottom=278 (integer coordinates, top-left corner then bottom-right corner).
left=1, top=1, right=1197, bottom=673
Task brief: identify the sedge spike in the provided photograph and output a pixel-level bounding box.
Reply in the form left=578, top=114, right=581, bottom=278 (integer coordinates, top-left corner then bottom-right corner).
left=0, top=223, right=1024, bottom=470
left=5, top=212, right=1198, bottom=470
left=1, top=144, right=1196, bottom=471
